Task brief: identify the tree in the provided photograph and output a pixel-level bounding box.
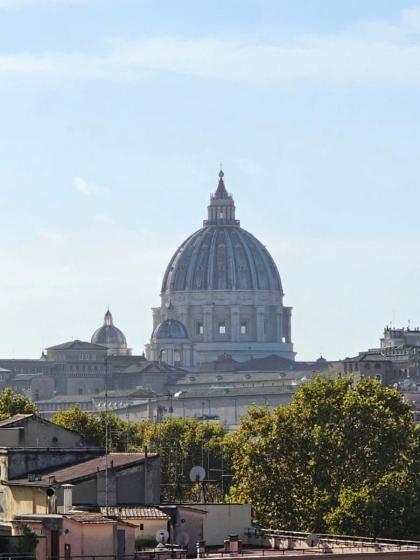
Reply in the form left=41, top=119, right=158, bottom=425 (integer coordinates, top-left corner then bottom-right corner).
left=134, top=417, right=228, bottom=502
left=0, top=388, right=37, bottom=420
left=227, top=376, right=420, bottom=539
left=52, top=406, right=137, bottom=450
left=52, top=409, right=229, bottom=502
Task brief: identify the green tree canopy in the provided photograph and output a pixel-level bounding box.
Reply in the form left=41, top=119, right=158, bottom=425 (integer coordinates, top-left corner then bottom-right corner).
left=227, top=376, right=420, bottom=539
left=52, top=405, right=137, bottom=449
left=52, top=409, right=228, bottom=502
left=134, top=417, right=228, bottom=502
left=0, top=388, right=37, bottom=420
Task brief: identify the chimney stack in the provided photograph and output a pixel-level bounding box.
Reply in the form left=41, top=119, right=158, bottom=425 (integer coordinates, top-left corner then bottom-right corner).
left=62, top=484, right=74, bottom=514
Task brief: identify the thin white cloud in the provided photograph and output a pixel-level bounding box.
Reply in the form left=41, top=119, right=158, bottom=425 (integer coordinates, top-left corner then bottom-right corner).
left=73, top=176, right=109, bottom=196
left=1, top=8, right=420, bottom=88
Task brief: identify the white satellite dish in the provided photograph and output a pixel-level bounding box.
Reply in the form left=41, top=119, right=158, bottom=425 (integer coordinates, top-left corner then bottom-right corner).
left=176, top=531, right=190, bottom=546
left=306, top=534, right=320, bottom=547
left=155, top=529, right=169, bottom=544
left=189, top=466, right=206, bottom=482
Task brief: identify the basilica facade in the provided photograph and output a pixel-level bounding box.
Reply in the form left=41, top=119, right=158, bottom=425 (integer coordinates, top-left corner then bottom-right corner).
left=145, top=171, right=294, bottom=367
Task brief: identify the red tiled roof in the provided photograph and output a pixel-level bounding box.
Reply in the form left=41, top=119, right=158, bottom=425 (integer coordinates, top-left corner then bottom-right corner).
left=102, top=507, right=169, bottom=519
left=66, top=512, right=116, bottom=524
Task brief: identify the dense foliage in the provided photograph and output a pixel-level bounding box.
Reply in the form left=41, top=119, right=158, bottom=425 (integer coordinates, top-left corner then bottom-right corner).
left=52, top=407, right=228, bottom=502
left=227, top=376, right=420, bottom=539
left=135, top=417, right=228, bottom=502
left=0, top=388, right=37, bottom=419
left=52, top=405, right=137, bottom=449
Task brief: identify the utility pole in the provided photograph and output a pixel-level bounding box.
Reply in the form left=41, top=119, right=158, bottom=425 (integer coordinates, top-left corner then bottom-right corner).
left=104, top=354, right=109, bottom=515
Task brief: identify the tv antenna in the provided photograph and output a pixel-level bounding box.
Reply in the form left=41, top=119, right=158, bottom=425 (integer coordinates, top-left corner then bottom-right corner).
left=155, top=529, right=169, bottom=545
left=189, top=466, right=206, bottom=482
left=189, top=466, right=206, bottom=503
left=306, top=534, right=320, bottom=547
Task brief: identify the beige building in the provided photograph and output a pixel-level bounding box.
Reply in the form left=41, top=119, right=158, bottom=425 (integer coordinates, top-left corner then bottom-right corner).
left=104, top=506, right=170, bottom=546
left=12, top=512, right=135, bottom=560
left=188, top=503, right=251, bottom=547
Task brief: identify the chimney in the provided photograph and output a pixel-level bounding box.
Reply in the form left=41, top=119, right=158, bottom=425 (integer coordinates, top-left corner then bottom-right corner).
left=62, top=484, right=74, bottom=514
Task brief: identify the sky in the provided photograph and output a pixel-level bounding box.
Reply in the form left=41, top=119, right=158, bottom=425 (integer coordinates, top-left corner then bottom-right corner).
left=1, top=0, right=420, bottom=361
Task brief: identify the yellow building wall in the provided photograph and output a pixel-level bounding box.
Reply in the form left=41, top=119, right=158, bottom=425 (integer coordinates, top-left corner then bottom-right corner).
left=3, top=486, right=48, bottom=520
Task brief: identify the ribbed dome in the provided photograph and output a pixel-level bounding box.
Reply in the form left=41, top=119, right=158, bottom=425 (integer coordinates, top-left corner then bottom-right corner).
left=92, top=310, right=127, bottom=348
left=162, top=226, right=282, bottom=293
left=162, top=171, right=282, bottom=294
left=152, top=319, right=189, bottom=340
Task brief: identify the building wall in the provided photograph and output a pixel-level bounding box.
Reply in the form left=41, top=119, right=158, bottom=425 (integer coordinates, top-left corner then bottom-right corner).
left=3, top=448, right=102, bottom=480
left=172, top=507, right=205, bottom=556
left=3, top=486, right=48, bottom=521
left=133, top=518, right=168, bottom=544
left=188, top=504, right=251, bottom=546
left=63, top=458, right=160, bottom=507
left=149, top=289, right=294, bottom=365
left=122, top=392, right=293, bottom=429
left=15, top=417, right=83, bottom=448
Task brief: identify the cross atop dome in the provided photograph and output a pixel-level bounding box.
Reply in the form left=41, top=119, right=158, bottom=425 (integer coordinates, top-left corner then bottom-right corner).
left=204, top=169, right=239, bottom=226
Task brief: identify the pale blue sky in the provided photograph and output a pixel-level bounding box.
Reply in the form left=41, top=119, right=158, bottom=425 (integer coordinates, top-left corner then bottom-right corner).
left=1, top=0, right=420, bottom=360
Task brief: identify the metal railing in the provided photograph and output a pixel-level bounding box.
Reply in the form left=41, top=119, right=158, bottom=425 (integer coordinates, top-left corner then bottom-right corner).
left=256, top=528, right=420, bottom=549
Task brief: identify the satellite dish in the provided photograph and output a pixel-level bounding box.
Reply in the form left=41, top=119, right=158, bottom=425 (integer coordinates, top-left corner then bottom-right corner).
left=306, top=534, right=319, bottom=547
left=176, top=531, right=190, bottom=546
left=155, top=529, right=169, bottom=544
left=189, top=466, right=206, bottom=482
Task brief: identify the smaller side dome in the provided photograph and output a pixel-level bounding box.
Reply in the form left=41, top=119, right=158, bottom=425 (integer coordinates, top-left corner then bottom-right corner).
left=153, top=319, right=189, bottom=340
left=91, top=309, right=129, bottom=354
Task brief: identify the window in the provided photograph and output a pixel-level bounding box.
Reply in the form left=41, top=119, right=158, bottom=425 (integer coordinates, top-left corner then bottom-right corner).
left=365, top=363, right=371, bottom=370
left=140, top=524, right=144, bottom=531
left=374, top=363, right=381, bottom=369
left=240, top=322, right=247, bottom=335
left=196, top=322, right=204, bottom=335
left=219, top=323, right=226, bottom=335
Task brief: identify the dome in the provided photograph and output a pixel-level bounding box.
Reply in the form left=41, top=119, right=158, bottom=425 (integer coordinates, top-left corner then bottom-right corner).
left=92, top=310, right=127, bottom=348
left=147, top=170, right=294, bottom=366
left=162, top=227, right=282, bottom=293
left=162, top=170, right=282, bottom=294
left=152, top=319, right=189, bottom=340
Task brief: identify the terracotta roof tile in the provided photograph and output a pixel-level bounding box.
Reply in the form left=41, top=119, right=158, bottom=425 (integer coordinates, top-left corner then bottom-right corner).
left=102, top=507, right=169, bottom=519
